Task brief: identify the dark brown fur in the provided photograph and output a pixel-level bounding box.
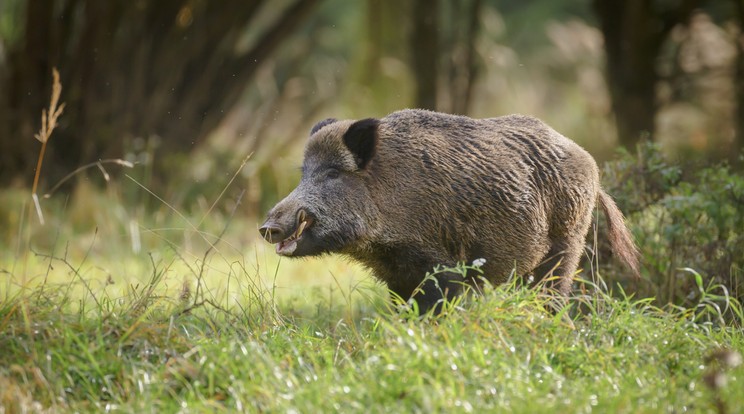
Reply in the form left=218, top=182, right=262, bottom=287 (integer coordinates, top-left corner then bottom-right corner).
left=260, top=109, right=639, bottom=314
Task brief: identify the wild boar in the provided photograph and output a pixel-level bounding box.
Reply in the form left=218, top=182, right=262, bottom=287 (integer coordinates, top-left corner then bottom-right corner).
left=259, top=109, right=639, bottom=314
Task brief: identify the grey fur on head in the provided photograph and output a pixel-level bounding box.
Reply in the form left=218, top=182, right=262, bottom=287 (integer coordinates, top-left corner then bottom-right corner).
left=310, top=118, right=338, bottom=136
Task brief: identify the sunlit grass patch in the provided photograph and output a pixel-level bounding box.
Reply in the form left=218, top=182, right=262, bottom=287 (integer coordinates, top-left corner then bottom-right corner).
left=2, top=175, right=742, bottom=412
left=1, top=240, right=374, bottom=316
left=1, top=263, right=742, bottom=412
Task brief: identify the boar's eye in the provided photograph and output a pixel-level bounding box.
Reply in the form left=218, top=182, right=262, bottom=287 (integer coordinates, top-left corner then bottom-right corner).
left=325, top=168, right=340, bottom=179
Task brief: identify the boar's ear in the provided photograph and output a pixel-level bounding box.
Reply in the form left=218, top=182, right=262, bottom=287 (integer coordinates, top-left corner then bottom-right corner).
left=343, top=118, right=379, bottom=169
left=310, top=118, right=337, bottom=136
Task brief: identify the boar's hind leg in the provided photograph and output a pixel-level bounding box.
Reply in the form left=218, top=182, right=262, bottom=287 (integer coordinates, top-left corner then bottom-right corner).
left=533, top=199, right=595, bottom=296
left=532, top=236, right=585, bottom=296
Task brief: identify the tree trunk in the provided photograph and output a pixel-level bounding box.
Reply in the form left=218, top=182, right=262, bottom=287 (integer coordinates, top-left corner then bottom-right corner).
left=594, top=0, right=661, bottom=149
left=734, top=0, right=744, bottom=161
left=447, top=0, right=482, bottom=115
left=1, top=0, right=54, bottom=180
left=410, top=0, right=439, bottom=110
left=593, top=0, right=700, bottom=149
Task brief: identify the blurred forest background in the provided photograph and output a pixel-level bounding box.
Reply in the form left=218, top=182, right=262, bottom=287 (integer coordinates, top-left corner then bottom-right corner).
left=0, top=0, right=742, bottom=306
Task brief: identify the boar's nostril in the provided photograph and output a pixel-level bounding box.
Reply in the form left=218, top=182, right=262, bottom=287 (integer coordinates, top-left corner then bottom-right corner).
left=259, top=223, right=284, bottom=243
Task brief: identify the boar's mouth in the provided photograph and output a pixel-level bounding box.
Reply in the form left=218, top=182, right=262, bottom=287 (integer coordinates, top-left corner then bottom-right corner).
left=275, top=209, right=314, bottom=256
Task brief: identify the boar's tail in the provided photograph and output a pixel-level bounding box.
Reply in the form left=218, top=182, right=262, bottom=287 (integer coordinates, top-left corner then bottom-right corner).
left=598, top=189, right=640, bottom=277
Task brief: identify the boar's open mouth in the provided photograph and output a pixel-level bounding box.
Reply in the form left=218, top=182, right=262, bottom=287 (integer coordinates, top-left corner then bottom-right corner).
left=276, top=209, right=314, bottom=256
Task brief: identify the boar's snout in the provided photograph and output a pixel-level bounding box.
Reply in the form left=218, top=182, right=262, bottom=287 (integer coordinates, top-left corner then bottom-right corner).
left=258, top=221, right=285, bottom=244
left=259, top=208, right=314, bottom=256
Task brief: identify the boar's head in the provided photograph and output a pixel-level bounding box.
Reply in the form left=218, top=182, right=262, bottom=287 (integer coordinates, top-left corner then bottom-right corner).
left=259, top=117, right=381, bottom=257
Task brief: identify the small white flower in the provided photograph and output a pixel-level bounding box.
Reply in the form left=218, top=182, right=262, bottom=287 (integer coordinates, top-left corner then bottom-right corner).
left=472, top=258, right=486, bottom=267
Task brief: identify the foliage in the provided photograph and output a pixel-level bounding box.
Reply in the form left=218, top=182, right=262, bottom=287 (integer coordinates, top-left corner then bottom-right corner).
left=601, top=143, right=744, bottom=307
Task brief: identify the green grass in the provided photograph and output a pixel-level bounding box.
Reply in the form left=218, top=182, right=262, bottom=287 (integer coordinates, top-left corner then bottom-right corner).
left=2, top=253, right=743, bottom=412
left=2, top=183, right=742, bottom=413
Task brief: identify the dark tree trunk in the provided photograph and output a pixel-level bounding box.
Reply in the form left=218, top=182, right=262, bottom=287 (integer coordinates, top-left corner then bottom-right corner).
left=410, top=0, right=439, bottom=110
left=0, top=0, right=321, bottom=186
left=734, top=0, right=744, bottom=161
left=1, top=0, right=55, bottom=179
left=593, top=0, right=700, bottom=149
left=446, top=0, right=482, bottom=115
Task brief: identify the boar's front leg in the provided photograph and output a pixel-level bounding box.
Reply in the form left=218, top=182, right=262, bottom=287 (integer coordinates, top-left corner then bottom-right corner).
left=411, top=271, right=465, bottom=315
left=388, top=266, right=465, bottom=316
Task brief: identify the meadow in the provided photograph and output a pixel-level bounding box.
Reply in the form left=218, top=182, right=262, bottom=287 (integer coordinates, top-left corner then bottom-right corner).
left=3, top=2, right=743, bottom=412
left=1, top=171, right=743, bottom=413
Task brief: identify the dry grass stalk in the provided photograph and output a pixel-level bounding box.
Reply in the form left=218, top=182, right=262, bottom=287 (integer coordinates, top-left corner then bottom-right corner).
left=31, top=68, right=66, bottom=224
left=43, top=158, right=135, bottom=199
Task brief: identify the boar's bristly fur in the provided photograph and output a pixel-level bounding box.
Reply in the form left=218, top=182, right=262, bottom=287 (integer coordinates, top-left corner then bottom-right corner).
left=259, top=109, right=640, bottom=315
